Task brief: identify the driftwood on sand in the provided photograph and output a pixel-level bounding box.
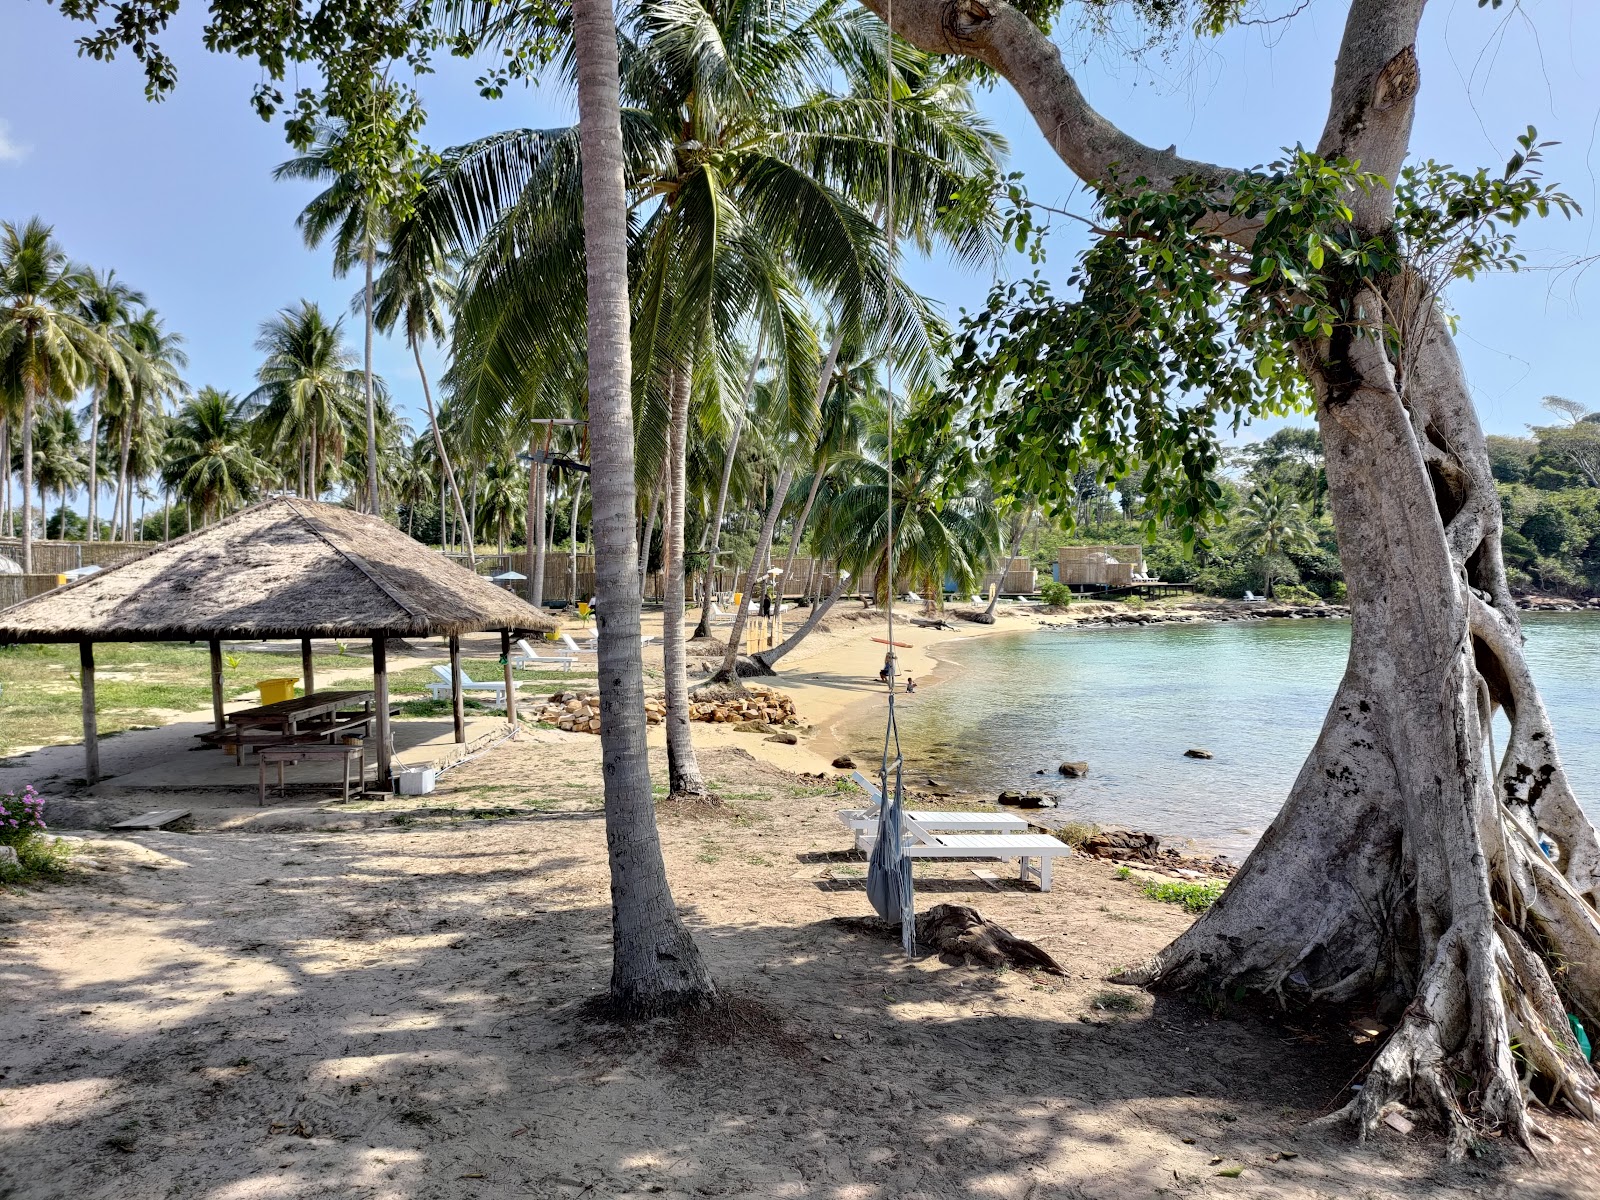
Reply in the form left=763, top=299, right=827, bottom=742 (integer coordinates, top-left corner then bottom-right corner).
left=834, top=903, right=1066, bottom=974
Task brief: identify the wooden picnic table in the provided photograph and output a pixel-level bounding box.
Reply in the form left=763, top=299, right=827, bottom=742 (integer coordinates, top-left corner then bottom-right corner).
left=208, top=689, right=377, bottom=766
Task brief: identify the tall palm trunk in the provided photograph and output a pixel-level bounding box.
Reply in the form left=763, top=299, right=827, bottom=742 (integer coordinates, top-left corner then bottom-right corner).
left=693, top=336, right=761, bottom=639
left=713, top=324, right=845, bottom=682
left=415, top=341, right=472, bottom=566
left=1, top=416, right=10, bottom=538
left=777, top=467, right=824, bottom=604
left=116, top=417, right=133, bottom=540
left=983, top=508, right=1031, bottom=622
left=569, top=475, right=585, bottom=604
left=663, top=369, right=706, bottom=797
left=637, top=459, right=665, bottom=600
left=529, top=458, right=548, bottom=607
left=20, top=384, right=36, bottom=572
left=363, top=246, right=380, bottom=516
left=86, top=383, right=102, bottom=540
left=572, top=0, right=715, bottom=1014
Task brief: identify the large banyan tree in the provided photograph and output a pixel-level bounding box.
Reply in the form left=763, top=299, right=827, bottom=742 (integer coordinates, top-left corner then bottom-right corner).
left=876, top=0, right=1600, bottom=1153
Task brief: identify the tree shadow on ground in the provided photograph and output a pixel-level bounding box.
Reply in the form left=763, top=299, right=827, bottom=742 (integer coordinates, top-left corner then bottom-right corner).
left=0, top=823, right=1593, bottom=1200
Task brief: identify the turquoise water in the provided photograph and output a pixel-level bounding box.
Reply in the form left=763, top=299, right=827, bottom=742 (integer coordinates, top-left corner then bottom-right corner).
left=834, top=613, right=1600, bottom=859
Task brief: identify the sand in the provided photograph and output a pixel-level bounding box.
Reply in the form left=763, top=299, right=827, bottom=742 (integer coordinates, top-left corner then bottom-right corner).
left=3, top=601, right=1598, bottom=1197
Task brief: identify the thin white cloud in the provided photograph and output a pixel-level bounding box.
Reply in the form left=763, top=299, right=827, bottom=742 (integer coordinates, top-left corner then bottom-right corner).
left=0, top=120, right=29, bottom=164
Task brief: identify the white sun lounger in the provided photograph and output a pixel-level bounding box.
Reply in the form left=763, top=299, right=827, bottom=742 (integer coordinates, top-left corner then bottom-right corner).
left=427, top=664, right=521, bottom=704
left=558, top=631, right=597, bottom=655
left=837, top=772, right=1069, bottom=890
left=511, top=638, right=576, bottom=671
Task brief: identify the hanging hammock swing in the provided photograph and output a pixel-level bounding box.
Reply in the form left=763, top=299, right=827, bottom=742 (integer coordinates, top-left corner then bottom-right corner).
left=863, top=2, right=918, bottom=957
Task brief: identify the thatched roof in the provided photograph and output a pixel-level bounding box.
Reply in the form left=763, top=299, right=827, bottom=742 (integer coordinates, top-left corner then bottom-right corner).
left=0, top=498, right=558, bottom=643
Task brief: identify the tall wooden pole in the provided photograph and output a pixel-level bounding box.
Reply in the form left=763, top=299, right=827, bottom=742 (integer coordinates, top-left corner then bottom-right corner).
left=79, top=641, right=99, bottom=784
left=208, top=639, right=225, bottom=731
left=501, top=629, right=517, bottom=735
left=448, top=633, right=466, bottom=744
left=372, top=636, right=391, bottom=791
left=301, top=637, right=315, bottom=697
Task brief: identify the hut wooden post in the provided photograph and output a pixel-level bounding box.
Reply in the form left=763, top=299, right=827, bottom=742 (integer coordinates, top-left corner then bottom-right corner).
left=372, top=637, right=392, bottom=791
left=301, top=638, right=315, bottom=696
left=448, top=633, right=466, bottom=744
left=208, top=639, right=224, bottom=731
left=501, top=629, right=517, bottom=735
left=79, top=640, right=99, bottom=784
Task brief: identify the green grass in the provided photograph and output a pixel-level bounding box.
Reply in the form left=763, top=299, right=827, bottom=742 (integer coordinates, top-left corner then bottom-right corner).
left=1140, top=878, right=1226, bottom=913
left=0, top=642, right=356, bottom=758
left=1089, top=989, right=1142, bottom=1013
left=386, top=659, right=594, bottom=696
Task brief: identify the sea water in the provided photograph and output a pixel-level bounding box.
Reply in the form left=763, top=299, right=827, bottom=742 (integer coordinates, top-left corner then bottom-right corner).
left=832, top=612, right=1600, bottom=859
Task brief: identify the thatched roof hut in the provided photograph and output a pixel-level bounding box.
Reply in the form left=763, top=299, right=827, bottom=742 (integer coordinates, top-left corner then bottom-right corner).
left=0, top=497, right=556, bottom=642
left=0, top=498, right=558, bottom=788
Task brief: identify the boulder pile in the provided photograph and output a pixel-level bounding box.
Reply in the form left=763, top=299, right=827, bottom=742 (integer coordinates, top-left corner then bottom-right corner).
left=532, top=686, right=799, bottom=735
left=688, top=687, right=799, bottom=727
left=532, top=691, right=609, bottom=733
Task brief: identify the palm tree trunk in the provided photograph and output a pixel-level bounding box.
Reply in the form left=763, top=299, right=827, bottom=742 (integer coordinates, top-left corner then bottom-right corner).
left=117, top=418, right=133, bottom=541
left=310, top=426, right=321, bottom=503
left=20, top=384, right=36, bottom=572
left=755, top=570, right=851, bottom=669
left=363, top=247, right=380, bottom=516
left=777, top=467, right=824, bottom=604
left=569, top=474, right=584, bottom=605
left=573, top=0, right=715, bottom=1014
left=663, top=369, right=706, bottom=797
left=984, top=508, right=1032, bottom=621
left=163, top=487, right=171, bottom=542
left=713, top=324, right=846, bottom=682
left=1, top=416, right=10, bottom=538
left=692, top=336, right=761, bottom=639
left=87, top=385, right=101, bottom=541
left=414, top=341, right=472, bottom=566
left=530, top=458, right=548, bottom=607
left=637, top=461, right=664, bottom=601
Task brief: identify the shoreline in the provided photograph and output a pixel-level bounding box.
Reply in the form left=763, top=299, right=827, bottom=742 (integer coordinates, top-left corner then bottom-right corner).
left=681, top=596, right=1340, bottom=859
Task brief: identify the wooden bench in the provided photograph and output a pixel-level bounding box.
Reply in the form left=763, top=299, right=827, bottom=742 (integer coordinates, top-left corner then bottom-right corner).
left=258, top=742, right=367, bottom=806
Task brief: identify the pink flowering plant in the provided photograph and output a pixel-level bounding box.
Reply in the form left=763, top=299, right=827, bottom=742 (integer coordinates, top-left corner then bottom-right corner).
left=0, top=786, right=69, bottom=884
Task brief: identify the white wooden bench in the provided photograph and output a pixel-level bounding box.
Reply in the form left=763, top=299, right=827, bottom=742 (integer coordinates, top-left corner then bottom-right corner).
left=838, top=772, right=1071, bottom=890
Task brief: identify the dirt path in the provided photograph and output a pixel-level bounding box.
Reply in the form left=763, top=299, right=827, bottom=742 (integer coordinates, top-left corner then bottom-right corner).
left=2, top=739, right=1594, bottom=1200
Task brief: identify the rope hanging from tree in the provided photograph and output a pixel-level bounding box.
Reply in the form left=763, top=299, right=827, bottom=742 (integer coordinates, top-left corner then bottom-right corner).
left=863, top=0, right=916, bottom=957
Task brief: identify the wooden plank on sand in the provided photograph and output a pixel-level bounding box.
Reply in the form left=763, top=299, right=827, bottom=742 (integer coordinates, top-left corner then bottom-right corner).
left=111, top=809, right=191, bottom=831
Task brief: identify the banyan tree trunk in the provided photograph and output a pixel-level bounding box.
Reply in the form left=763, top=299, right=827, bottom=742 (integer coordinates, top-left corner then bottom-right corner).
left=1120, top=294, right=1600, bottom=1153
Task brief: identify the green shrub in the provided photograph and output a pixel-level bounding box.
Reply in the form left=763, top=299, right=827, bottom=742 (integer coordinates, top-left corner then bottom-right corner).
left=1039, top=580, right=1074, bottom=607
left=0, top=787, right=72, bottom=886
left=1273, top=584, right=1320, bottom=604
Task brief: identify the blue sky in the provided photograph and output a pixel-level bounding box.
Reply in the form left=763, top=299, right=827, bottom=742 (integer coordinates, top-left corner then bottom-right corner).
left=3, top=0, right=1597, bottom=443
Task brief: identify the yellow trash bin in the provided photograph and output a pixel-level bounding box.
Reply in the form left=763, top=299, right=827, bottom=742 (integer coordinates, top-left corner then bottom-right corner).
left=257, top=677, right=298, bottom=705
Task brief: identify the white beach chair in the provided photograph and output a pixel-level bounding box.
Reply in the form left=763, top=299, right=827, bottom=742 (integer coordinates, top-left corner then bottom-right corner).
left=426, top=664, right=519, bottom=705
left=836, top=772, right=1070, bottom=890
left=511, top=638, right=576, bottom=671
left=558, top=631, right=597, bottom=655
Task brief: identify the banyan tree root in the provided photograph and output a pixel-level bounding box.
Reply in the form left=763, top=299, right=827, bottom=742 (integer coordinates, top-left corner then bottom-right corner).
left=833, top=903, right=1065, bottom=974
left=1116, top=297, right=1600, bottom=1158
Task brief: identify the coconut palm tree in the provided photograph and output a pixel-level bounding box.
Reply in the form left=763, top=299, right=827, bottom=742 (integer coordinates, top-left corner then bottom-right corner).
left=106, top=307, right=187, bottom=540
left=274, top=104, right=410, bottom=516
left=0, top=218, right=113, bottom=570
left=77, top=268, right=146, bottom=541
left=244, top=302, right=367, bottom=499
left=1236, top=483, right=1316, bottom=599
left=373, top=219, right=475, bottom=561
left=164, top=388, right=264, bottom=524
left=811, top=396, right=997, bottom=610
left=32, top=406, right=87, bottom=534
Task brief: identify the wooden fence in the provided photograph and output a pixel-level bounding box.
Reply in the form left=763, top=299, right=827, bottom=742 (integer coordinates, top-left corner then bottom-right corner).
left=0, top=539, right=150, bottom=576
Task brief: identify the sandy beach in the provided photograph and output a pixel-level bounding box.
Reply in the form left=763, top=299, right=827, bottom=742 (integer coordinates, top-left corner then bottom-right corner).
left=5, top=598, right=1598, bottom=1197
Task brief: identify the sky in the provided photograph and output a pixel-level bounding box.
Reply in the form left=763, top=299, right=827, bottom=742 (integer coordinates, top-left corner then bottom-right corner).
left=2, top=0, right=1598, bottom=445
